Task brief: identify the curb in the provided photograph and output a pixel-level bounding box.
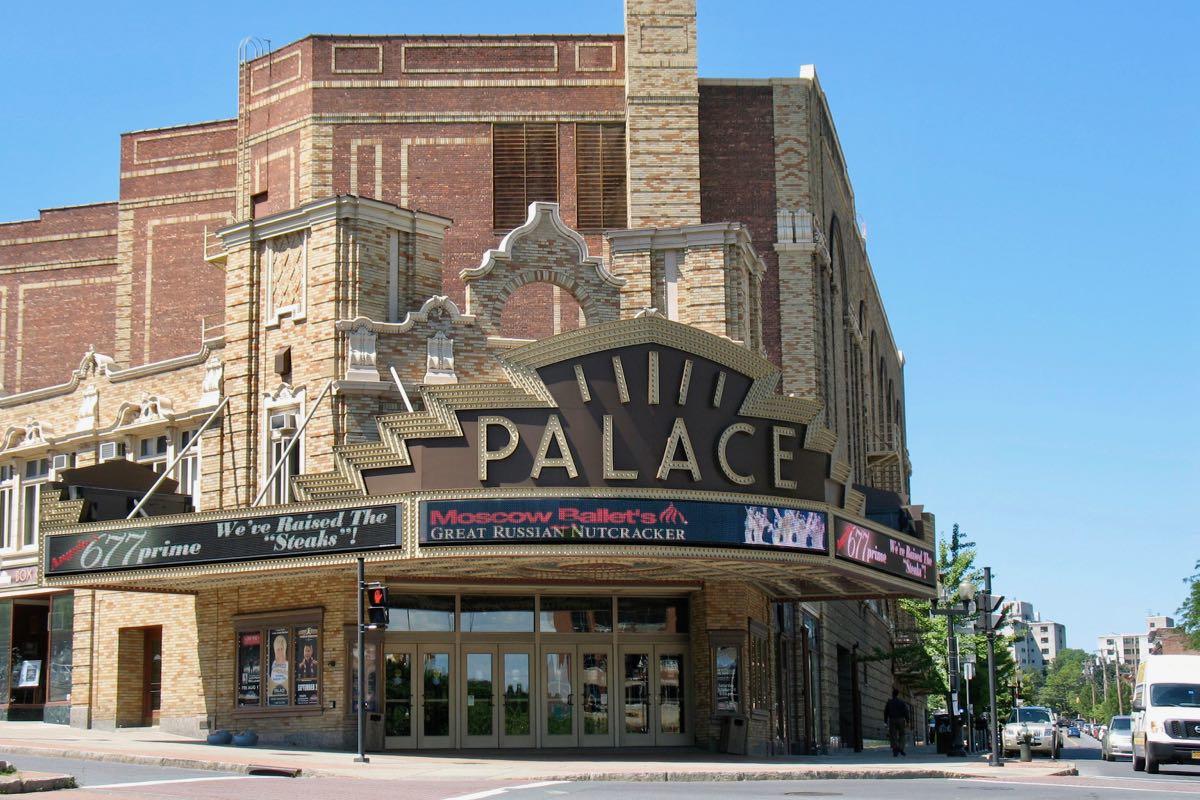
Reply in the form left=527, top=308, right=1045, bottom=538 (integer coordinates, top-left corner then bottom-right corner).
left=0, top=744, right=1077, bottom=783
left=0, top=772, right=77, bottom=794
left=0, top=746, right=319, bottom=778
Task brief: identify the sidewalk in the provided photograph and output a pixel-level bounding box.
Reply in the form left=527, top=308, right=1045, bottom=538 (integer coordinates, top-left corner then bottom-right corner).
left=0, top=722, right=1077, bottom=783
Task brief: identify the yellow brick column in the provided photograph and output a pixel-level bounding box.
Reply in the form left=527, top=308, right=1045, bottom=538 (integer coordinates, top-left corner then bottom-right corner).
left=624, top=0, right=701, bottom=228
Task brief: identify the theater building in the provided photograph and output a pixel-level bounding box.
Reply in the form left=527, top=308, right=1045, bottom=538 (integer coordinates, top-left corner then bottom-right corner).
left=0, top=0, right=936, bottom=754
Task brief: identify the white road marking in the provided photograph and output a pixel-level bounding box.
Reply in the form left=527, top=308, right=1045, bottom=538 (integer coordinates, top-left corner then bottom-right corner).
left=86, top=775, right=270, bottom=789
left=442, top=781, right=567, bottom=800
left=963, top=778, right=1200, bottom=794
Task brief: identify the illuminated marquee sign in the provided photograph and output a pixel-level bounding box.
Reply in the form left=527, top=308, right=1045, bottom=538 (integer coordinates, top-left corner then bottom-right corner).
left=44, top=505, right=400, bottom=577
left=419, top=497, right=827, bottom=554
left=834, top=518, right=935, bottom=587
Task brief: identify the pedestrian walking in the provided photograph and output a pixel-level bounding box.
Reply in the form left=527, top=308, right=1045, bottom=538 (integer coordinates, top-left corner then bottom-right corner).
left=885, top=688, right=909, bottom=756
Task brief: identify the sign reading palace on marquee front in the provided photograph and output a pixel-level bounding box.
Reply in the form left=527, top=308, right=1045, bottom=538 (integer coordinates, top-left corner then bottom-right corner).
left=360, top=339, right=834, bottom=504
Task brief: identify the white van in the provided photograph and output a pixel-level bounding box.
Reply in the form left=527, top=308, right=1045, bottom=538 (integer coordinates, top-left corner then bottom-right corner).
left=1130, top=654, right=1200, bottom=773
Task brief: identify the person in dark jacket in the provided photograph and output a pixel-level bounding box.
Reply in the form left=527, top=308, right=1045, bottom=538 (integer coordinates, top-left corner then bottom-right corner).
left=884, top=688, right=909, bottom=756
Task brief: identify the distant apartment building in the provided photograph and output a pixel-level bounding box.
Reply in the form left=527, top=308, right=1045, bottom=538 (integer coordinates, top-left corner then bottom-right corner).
left=1097, top=616, right=1175, bottom=667
left=1001, top=599, right=1066, bottom=671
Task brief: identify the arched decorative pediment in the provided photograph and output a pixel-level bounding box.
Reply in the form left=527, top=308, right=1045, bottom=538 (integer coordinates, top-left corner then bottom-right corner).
left=459, top=202, right=623, bottom=335
left=114, top=393, right=175, bottom=428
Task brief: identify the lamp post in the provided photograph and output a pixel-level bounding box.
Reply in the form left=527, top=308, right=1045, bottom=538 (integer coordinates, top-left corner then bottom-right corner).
left=979, top=567, right=1005, bottom=767
left=931, top=579, right=976, bottom=758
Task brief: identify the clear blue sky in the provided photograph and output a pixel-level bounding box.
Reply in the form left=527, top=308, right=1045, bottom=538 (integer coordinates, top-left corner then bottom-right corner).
left=2, top=2, right=1196, bottom=650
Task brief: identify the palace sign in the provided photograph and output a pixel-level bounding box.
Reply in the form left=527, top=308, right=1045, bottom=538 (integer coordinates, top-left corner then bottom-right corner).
left=419, top=497, right=828, bottom=554
left=362, top=343, right=832, bottom=504
left=44, top=505, right=401, bottom=576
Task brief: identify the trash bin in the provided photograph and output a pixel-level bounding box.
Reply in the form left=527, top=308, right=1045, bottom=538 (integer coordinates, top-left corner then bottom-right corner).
left=933, top=713, right=952, bottom=755
left=366, top=712, right=384, bottom=751
left=719, top=714, right=749, bottom=755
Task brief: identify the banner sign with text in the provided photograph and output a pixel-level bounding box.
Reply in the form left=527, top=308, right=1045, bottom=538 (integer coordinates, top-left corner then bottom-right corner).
left=833, top=518, right=935, bottom=586
left=419, top=497, right=827, bottom=554
left=44, top=505, right=401, bottom=577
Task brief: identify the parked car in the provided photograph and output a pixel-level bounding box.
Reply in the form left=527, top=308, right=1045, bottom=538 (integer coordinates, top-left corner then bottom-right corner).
left=1002, top=706, right=1061, bottom=758
left=1102, top=715, right=1133, bottom=761
left=1131, top=654, right=1200, bottom=774
left=1067, top=724, right=1081, bottom=737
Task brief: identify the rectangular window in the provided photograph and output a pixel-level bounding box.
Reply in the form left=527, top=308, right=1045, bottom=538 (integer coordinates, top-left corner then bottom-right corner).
left=0, top=601, right=11, bottom=703
left=21, top=459, right=48, bottom=548
left=176, top=429, right=201, bottom=510
left=750, top=623, right=770, bottom=714
left=539, top=596, right=613, bottom=633
left=0, top=466, right=11, bottom=550
left=384, top=594, right=455, bottom=632
left=575, top=123, right=626, bottom=230
left=137, top=435, right=169, bottom=474
left=492, top=123, right=558, bottom=230
left=617, top=597, right=689, bottom=633
left=460, top=595, right=534, bottom=632
left=235, top=613, right=322, bottom=712
left=48, top=594, right=74, bottom=702
left=268, top=435, right=301, bottom=506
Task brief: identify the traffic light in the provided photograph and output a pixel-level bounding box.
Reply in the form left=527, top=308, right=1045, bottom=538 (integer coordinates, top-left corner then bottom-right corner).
left=365, top=584, right=389, bottom=628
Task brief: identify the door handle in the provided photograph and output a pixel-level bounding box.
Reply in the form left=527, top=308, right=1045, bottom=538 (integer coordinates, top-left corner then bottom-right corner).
left=567, top=695, right=574, bottom=706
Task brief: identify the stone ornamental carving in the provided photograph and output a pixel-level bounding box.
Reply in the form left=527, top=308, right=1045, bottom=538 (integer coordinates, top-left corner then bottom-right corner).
left=424, top=331, right=457, bottom=385
left=346, top=323, right=380, bottom=382
left=76, top=386, right=99, bottom=432
left=265, top=231, right=307, bottom=325
left=137, top=394, right=174, bottom=422
left=23, top=418, right=47, bottom=445
left=200, top=355, right=224, bottom=405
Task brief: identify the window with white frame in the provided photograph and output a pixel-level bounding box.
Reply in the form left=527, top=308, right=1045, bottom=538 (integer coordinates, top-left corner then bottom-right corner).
left=268, top=432, right=301, bottom=505
left=264, top=388, right=303, bottom=506
left=137, top=435, right=170, bottom=474
left=0, top=466, right=12, bottom=549
left=22, top=458, right=50, bottom=548
left=176, top=428, right=201, bottom=510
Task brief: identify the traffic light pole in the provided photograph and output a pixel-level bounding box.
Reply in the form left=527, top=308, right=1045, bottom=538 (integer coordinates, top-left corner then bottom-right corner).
left=355, top=557, right=369, bottom=764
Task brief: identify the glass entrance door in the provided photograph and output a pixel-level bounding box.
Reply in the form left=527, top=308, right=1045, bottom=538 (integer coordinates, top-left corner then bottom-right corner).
left=417, top=646, right=454, bottom=748
left=540, top=645, right=613, bottom=747
left=462, top=647, right=497, bottom=747
left=384, top=647, right=415, bottom=749
left=618, top=645, right=690, bottom=746
left=499, top=647, right=535, bottom=747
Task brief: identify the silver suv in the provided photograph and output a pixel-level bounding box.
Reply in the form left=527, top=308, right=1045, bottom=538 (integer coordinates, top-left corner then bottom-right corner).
left=1002, top=705, right=1061, bottom=758
left=1101, top=715, right=1133, bottom=761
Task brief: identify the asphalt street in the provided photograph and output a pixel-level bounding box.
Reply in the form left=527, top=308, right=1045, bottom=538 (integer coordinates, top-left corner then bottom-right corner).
left=6, top=732, right=1199, bottom=799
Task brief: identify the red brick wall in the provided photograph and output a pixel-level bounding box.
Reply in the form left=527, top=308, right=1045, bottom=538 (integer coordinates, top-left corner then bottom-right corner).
left=699, top=85, right=780, bottom=365
left=0, top=204, right=119, bottom=392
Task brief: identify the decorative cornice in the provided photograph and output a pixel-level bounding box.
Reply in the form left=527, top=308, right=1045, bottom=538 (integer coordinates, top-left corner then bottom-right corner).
left=460, top=202, right=624, bottom=287
left=606, top=221, right=765, bottom=277
left=218, top=194, right=453, bottom=249
left=334, top=295, right=475, bottom=334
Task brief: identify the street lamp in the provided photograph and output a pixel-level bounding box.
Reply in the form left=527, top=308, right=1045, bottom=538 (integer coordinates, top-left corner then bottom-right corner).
left=931, top=579, right=976, bottom=758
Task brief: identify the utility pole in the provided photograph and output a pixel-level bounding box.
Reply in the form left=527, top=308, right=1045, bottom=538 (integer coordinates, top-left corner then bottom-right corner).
left=1115, top=660, right=1124, bottom=715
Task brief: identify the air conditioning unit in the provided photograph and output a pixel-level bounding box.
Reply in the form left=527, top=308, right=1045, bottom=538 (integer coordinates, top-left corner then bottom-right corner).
left=51, top=454, right=71, bottom=471
left=269, top=412, right=298, bottom=434
left=99, top=441, right=126, bottom=462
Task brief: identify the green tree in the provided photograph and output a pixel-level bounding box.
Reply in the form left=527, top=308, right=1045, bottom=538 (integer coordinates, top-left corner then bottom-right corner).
left=1018, top=666, right=1045, bottom=705
left=887, top=524, right=1016, bottom=721
left=1035, top=649, right=1090, bottom=717
left=1178, top=560, right=1200, bottom=650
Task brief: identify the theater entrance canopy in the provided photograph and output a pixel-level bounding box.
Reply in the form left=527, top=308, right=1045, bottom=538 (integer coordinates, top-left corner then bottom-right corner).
left=39, top=316, right=935, bottom=600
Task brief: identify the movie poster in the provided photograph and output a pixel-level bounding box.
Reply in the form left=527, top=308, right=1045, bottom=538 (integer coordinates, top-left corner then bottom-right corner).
left=714, top=646, right=740, bottom=713
left=236, top=632, right=262, bottom=707
left=294, top=626, right=320, bottom=706
left=267, top=627, right=290, bottom=706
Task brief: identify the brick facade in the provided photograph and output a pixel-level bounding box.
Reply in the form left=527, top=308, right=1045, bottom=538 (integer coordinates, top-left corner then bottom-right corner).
left=1, top=0, right=930, bottom=756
